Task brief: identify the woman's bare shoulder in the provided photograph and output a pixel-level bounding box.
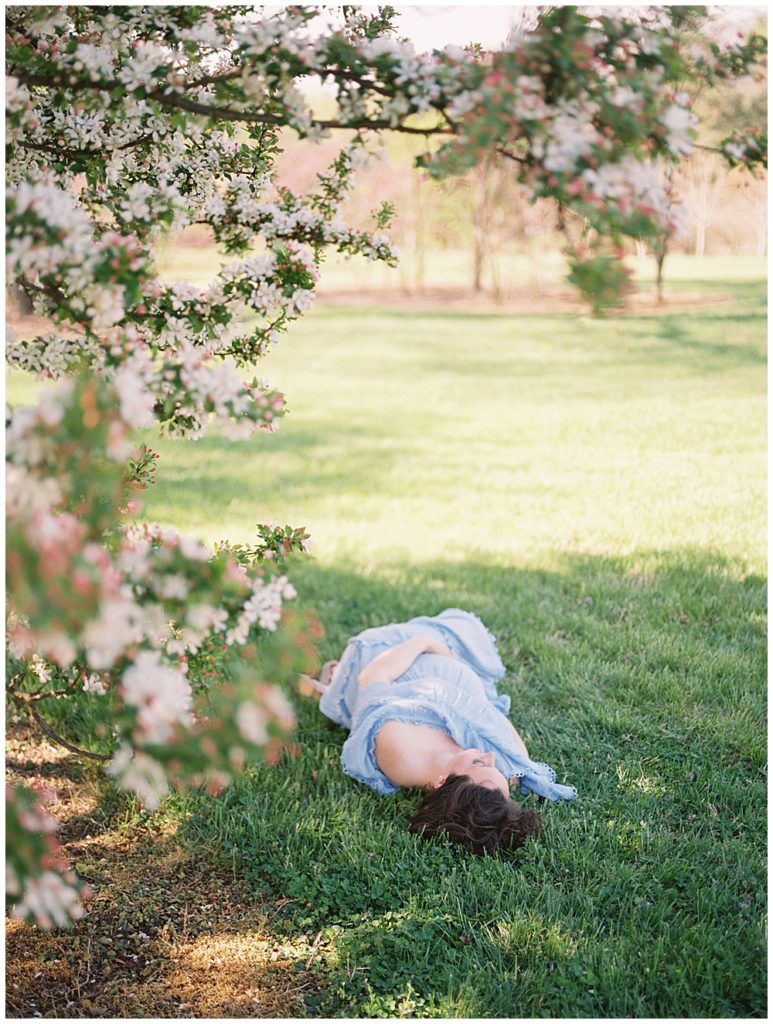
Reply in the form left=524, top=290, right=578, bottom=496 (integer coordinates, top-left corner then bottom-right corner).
left=374, top=721, right=455, bottom=789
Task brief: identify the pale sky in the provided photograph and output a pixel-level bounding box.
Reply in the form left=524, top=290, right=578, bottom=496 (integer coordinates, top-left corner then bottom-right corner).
left=390, top=4, right=767, bottom=51
left=390, top=6, right=516, bottom=50
left=299, top=4, right=517, bottom=50
left=312, top=4, right=766, bottom=53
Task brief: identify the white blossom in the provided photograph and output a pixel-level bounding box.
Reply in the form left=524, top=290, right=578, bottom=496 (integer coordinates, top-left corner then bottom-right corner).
left=82, top=673, right=108, bottom=695
left=107, top=744, right=169, bottom=810
left=83, top=598, right=144, bottom=669
left=80, top=283, right=126, bottom=331
left=259, top=684, right=296, bottom=730
left=113, top=350, right=158, bottom=429
left=30, top=655, right=51, bottom=684
left=543, top=102, right=601, bottom=173
left=11, top=872, right=86, bottom=930
left=662, top=101, right=697, bottom=157
left=5, top=75, right=32, bottom=113
left=38, top=630, right=78, bottom=668
left=236, top=700, right=269, bottom=745
left=118, top=181, right=156, bottom=221
left=154, top=573, right=190, bottom=601
left=121, top=650, right=193, bottom=743
left=118, top=41, right=170, bottom=90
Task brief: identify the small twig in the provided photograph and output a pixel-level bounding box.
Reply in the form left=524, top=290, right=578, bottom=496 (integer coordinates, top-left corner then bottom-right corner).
left=496, top=145, right=527, bottom=166
left=304, top=929, right=324, bottom=970
left=25, top=702, right=111, bottom=761
left=10, top=687, right=73, bottom=703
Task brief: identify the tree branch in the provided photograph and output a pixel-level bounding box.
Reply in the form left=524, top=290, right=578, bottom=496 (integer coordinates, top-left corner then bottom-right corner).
left=185, top=63, right=397, bottom=101
left=153, top=90, right=450, bottom=135
left=10, top=687, right=73, bottom=703
left=18, top=133, right=158, bottom=159
left=14, top=70, right=118, bottom=94
left=18, top=278, right=89, bottom=328
left=14, top=70, right=452, bottom=136
left=496, top=146, right=527, bottom=166
left=24, top=702, right=112, bottom=761
left=556, top=201, right=585, bottom=250
left=12, top=60, right=762, bottom=155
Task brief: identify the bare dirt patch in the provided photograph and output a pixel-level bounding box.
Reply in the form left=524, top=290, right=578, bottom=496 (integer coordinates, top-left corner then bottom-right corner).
left=6, top=723, right=315, bottom=1018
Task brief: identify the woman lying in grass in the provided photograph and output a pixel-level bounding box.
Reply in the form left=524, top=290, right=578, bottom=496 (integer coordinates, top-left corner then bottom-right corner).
left=300, top=609, right=576, bottom=855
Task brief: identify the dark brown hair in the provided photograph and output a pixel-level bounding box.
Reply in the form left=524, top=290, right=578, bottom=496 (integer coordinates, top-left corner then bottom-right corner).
left=408, top=774, right=542, bottom=855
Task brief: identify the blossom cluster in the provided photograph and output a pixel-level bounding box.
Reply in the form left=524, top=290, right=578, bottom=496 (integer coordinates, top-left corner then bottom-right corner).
left=720, top=129, right=767, bottom=172
left=6, top=372, right=315, bottom=924
left=6, top=328, right=101, bottom=379
left=6, top=783, right=89, bottom=930
left=217, top=522, right=312, bottom=568
left=578, top=156, right=688, bottom=239
left=6, top=321, right=287, bottom=444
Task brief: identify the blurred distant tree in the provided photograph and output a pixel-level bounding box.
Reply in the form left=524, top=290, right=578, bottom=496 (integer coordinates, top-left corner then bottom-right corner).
left=682, top=152, right=726, bottom=257
left=683, top=63, right=767, bottom=259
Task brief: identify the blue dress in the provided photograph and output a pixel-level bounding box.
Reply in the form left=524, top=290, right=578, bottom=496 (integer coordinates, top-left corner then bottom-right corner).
left=319, top=608, right=577, bottom=802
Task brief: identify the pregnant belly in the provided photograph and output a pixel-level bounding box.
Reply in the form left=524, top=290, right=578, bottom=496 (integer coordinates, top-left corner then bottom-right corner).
left=396, top=653, right=487, bottom=697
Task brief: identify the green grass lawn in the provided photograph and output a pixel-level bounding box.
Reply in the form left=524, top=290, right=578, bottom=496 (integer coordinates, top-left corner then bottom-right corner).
left=6, top=259, right=767, bottom=1016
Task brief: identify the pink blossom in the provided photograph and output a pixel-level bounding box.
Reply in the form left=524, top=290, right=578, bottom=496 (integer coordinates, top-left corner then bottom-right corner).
left=11, top=871, right=86, bottom=929
left=235, top=701, right=269, bottom=745
left=107, top=744, right=169, bottom=809
left=121, top=650, right=193, bottom=743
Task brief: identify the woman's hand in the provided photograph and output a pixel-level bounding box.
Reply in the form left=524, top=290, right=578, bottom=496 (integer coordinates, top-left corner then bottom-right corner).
left=423, top=637, right=458, bottom=658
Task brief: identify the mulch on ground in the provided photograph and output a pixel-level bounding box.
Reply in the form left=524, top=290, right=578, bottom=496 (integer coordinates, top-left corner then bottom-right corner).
left=6, top=723, right=316, bottom=1019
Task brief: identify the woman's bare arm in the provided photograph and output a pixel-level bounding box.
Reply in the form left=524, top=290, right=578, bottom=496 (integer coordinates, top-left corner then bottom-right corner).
left=357, top=635, right=455, bottom=689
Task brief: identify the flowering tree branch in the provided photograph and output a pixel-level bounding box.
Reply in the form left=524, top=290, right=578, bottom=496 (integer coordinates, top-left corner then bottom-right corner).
left=11, top=69, right=452, bottom=135
left=19, top=133, right=156, bottom=157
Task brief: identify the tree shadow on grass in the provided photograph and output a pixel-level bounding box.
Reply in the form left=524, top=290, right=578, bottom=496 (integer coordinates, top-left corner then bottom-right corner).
left=624, top=311, right=767, bottom=367
left=180, top=546, right=766, bottom=1018
left=311, top=278, right=765, bottom=325
left=8, top=549, right=765, bottom=1018
left=143, top=423, right=411, bottom=522
left=657, top=278, right=766, bottom=305
left=398, top=293, right=766, bottom=388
